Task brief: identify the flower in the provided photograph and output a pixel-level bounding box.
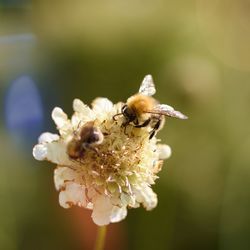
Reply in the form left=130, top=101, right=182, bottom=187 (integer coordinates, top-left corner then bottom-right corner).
left=33, top=97, right=171, bottom=226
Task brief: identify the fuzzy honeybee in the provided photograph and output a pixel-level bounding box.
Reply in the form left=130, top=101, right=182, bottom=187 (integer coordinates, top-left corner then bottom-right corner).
left=67, top=121, right=104, bottom=159
left=114, top=75, right=188, bottom=139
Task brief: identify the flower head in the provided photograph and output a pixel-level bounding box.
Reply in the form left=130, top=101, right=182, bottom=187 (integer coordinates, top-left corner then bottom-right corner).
left=33, top=91, right=171, bottom=226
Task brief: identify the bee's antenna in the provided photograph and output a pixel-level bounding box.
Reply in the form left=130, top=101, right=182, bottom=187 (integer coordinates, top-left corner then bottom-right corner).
left=77, top=121, right=81, bottom=129
left=113, top=113, right=123, bottom=121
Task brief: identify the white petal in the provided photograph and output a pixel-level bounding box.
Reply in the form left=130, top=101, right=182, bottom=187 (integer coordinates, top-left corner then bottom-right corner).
left=73, top=99, right=87, bottom=113
left=120, top=193, right=136, bottom=207
left=33, top=144, right=47, bottom=161
left=120, top=193, right=131, bottom=206
left=52, top=107, right=68, bottom=129
left=54, top=167, right=79, bottom=190
left=33, top=140, right=72, bottom=165
left=110, top=206, right=127, bottom=223
left=134, top=184, right=158, bottom=210
left=71, top=99, right=95, bottom=128
left=92, top=97, right=113, bottom=114
left=59, top=182, right=87, bottom=208
left=46, top=141, right=72, bottom=165
left=91, top=195, right=113, bottom=226
left=38, top=132, right=59, bottom=144
left=157, top=144, right=172, bottom=160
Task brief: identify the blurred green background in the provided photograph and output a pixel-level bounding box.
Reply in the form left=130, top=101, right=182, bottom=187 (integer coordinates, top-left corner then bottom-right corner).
left=1, top=0, right=250, bottom=249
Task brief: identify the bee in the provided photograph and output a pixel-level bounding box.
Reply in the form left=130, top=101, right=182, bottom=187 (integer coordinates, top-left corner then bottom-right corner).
left=67, top=121, right=104, bottom=159
left=113, top=75, right=188, bottom=139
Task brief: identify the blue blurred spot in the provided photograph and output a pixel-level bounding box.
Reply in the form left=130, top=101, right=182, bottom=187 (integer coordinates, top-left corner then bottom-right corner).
left=4, top=75, right=44, bottom=148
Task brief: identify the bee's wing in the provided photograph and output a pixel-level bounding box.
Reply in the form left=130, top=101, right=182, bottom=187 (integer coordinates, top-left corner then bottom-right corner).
left=138, top=75, right=156, bottom=96
left=151, top=104, right=188, bottom=119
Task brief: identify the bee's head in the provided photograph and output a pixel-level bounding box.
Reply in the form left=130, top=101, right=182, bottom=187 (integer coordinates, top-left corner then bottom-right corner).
left=122, top=104, right=136, bottom=122
left=85, top=127, right=104, bottom=145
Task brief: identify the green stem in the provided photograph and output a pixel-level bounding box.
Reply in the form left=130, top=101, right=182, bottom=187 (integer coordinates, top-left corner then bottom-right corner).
left=94, top=226, right=107, bottom=250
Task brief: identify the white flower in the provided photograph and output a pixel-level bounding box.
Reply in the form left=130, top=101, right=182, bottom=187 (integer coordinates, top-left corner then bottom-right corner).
left=33, top=97, right=171, bottom=226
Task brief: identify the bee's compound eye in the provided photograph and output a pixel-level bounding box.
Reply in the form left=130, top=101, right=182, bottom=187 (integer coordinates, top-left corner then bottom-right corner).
left=93, top=132, right=100, bottom=141
left=122, top=105, right=131, bottom=117
left=87, top=130, right=100, bottom=143
left=122, top=105, right=135, bottom=121
left=122, top=105, right=128, bottom=113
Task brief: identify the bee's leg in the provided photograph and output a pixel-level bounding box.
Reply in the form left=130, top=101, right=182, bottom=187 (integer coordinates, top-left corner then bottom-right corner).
left=149, top=118, right=162, bottom=139
left=149, top=130, right=156, bottom=140
left=134, top=118, right=151, bottom=128
left=83, top=143, right=100, bottom=155
left=122, top=120, right=129, bottom=127
left=120, top=120, right=130, bottom=135
left=90, top=146, right=99, bottom=154
left=124, top=124, right=129, bottom=136
left=134, top=119, right=139, bottom=126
